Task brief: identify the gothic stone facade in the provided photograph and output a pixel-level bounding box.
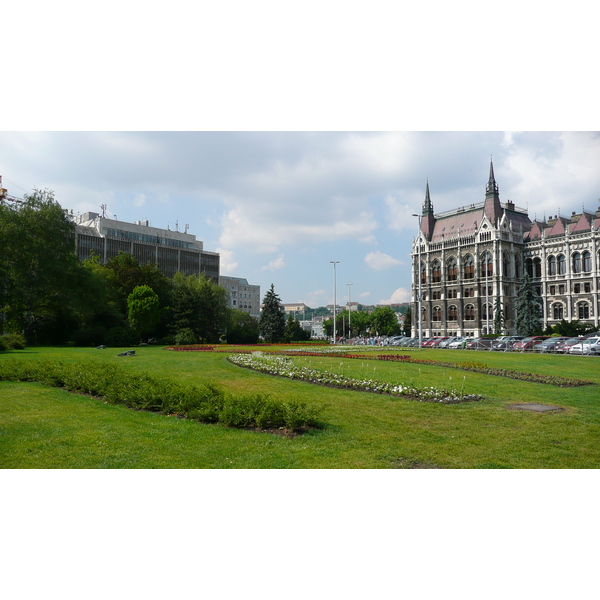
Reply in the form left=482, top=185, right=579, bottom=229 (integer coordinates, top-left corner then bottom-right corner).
left=411, top=162, right=600, bottom=337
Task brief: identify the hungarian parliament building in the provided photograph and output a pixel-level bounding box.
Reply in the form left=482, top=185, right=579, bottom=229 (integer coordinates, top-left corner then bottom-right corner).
left=411, top=160, right=600, bottom=337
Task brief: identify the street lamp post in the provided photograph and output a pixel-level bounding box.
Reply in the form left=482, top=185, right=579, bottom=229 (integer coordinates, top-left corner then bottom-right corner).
left=347, top=283, right=353, bottom=339
left=330, top=261, right=339, bottom=344
left=412, top=214, right=423, bottom=348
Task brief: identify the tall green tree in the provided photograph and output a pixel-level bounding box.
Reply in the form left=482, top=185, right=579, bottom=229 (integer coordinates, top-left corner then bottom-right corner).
left=0, top=189, right=87, bottom=342
left=493, top=297, right=505, bottom=335
left=284, top=313, right=310, bottom=342
left=403, top=306, right=412, bottom=337
left=258, top=284, right=286, bottom=343
left=514, top=274, right=542, bottom=336
left=128, top=285, right=160, bottom=340
left=226, top=309, right=259, bottom=344
left=171, top=273, right=228, bottom=343
left=371, top=306, right=400, bottom=336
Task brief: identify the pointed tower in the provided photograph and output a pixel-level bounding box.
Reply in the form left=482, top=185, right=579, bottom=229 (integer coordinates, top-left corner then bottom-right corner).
left=421, top=179, right=435, bottom=240
left=484, top=158, right=503, bottom=225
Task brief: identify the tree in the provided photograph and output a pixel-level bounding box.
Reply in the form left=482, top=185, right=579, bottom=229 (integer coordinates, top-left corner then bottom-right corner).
left=284, top=313, right=311, bottom=342
left=371, top=306, right=400, bottom=336
left=258, top=284, right=286, bottom=343
left=0, top=189, right=88, bottom=342
left=128, top=285, right=160, bottom=340
left=403, top=306, right=412, bottom=337
left=493, top=297, right=505, bottom=335
left=514, top=274, right=542, bottom=336
left=227, top=309, right=259, bottom=344
left=171, top=273, right=228, bottom=343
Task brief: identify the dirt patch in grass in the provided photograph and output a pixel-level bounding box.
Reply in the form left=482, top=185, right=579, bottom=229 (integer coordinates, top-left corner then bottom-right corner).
left=392, top=458, right=446, bottom=469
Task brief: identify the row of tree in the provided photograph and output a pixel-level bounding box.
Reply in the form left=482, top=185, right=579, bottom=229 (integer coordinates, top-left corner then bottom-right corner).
left=0, top=190, right=308, bottom=346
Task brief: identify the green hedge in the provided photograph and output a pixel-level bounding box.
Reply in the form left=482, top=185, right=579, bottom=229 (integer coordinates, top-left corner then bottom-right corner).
left=0, top=359, right=321, bottom=432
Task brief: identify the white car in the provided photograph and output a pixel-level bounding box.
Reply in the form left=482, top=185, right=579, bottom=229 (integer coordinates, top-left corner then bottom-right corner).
left=447, top=337, right=467, bottom=349
left=569, top=337, right=600, bottom=355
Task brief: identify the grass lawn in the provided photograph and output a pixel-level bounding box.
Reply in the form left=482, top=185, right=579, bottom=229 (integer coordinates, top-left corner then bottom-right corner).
left=2, top=345, right=600, bottom=468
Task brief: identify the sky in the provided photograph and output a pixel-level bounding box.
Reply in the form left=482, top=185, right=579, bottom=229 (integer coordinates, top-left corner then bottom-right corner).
left=1, top=131, right=599, bottom=308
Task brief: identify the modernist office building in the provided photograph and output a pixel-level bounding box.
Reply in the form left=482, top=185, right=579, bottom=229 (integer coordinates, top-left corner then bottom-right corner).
left=74, top=212, right=220, bottom=280
left=411, top=161, right=600, bottom=337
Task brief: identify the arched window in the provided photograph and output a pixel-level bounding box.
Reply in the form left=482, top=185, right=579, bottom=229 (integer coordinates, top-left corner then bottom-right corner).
left=578, top=302, right=590, bottom=319
left=422, top=307, right=428, bottom=322
left=432, top=306, right=442, bottom=322
left=548, top=255, right=556, bottom=276
left=553, top=303, right=564, bottom=320
left=465, top=304, right=475, bottom=320
left=515, top=255, right=521, bottom=278
left=483, top=303, right=493, bottom=320
left=502, top=252, right=509, bottom=277
left=583, top=251, right=592, bottom=273
left=573, top=252, right=581, bottom=274
left=448, top=305, right=458, bottom=321
left=432, top=260, right=441, bottom=283
left=558, top=254, right=566, bottom=275
left=420, top=262, right=427, bottom=285
left=463, top=255, right=475, bottom=279
left=525, top=258, right=533, bottom=277
left=447, top=257, right=457, bottom=281
left=481, top=251, right=493, bottom=277
left=533, top=257, right=542, bottom=278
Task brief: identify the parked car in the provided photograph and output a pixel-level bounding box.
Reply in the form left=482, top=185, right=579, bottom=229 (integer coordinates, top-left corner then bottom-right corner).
left=422, top=337, right=441, bottom=348
left=569, top=337, right=600, bottom=355
left=554, top=337, right=582, bottom=353
left=447, top=337, right=467, bottom=349
left=491, top=336, right=525, bottom=351
left=438, top=337, right=455, bottom=348
left=429, top=336, right=450, bottom=348
left=465, top=338, right=494, bottom=350
left=533, top=337, right=571, bottom=353
left=512, top=336, right=549, bottom=351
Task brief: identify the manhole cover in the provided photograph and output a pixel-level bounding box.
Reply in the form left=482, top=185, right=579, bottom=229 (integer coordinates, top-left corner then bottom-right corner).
left=507, top=403, right=564, bottom=412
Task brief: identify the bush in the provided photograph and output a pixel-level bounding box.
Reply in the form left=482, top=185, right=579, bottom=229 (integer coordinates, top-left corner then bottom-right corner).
left=0, top=359, right=320, bottom=432
left=1, top=333, right=27, bottom=350
left=0, top=337, right=7, bottom=352
left=174, top=328, right=198, bottom=345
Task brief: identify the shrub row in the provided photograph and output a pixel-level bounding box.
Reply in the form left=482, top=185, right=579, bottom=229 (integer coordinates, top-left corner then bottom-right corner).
left=0, top=359, right=321, bottom=432
left=0, top=333, right=27, bottom=351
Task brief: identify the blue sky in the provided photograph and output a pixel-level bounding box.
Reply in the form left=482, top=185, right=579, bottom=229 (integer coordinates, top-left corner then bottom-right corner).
left=1, top=132, right=599, bottom=308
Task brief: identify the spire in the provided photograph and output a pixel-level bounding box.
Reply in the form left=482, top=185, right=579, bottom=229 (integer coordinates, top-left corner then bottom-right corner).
left=420, top=179, right=435, bottom=240
left=486, top=156, right=498, bottom=196
left=422, top=178, right=433, bottom=215
left=484, top=157, right=502, bottom=225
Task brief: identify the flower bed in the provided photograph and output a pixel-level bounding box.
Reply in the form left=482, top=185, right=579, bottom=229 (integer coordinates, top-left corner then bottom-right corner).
left=227, top=352, right=482, bottom=404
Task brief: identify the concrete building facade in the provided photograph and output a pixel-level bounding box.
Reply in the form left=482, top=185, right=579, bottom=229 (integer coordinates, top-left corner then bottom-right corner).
left=219, top=276, right=261, bottom=319
left=74, top=212, right=220, bottom=280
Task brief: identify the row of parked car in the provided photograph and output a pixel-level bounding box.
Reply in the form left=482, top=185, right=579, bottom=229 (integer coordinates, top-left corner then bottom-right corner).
left=374, top=334, right=600, bottom=354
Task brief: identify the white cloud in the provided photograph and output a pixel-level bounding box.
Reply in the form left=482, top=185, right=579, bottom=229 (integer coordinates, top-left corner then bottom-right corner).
left=260, top=255, right=285, bottom=271
left=379, top=287, right=411, bottom=305
left=216, top=248, right=238, bottom=274
left=133, top=193, right=146, bottom=207
left=364, top=250, right=403, bottom=271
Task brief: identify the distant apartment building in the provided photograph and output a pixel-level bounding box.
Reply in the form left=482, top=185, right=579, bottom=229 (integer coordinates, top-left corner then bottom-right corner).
left=283, top=303, right=309, bottom=317
left=219, top=276, right=261, bottom=319
left=74, top=212, right=220, bottom=280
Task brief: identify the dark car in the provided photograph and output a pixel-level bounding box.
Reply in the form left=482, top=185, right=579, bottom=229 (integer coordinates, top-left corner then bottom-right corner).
left=534, top=337, right=571, bottom=353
